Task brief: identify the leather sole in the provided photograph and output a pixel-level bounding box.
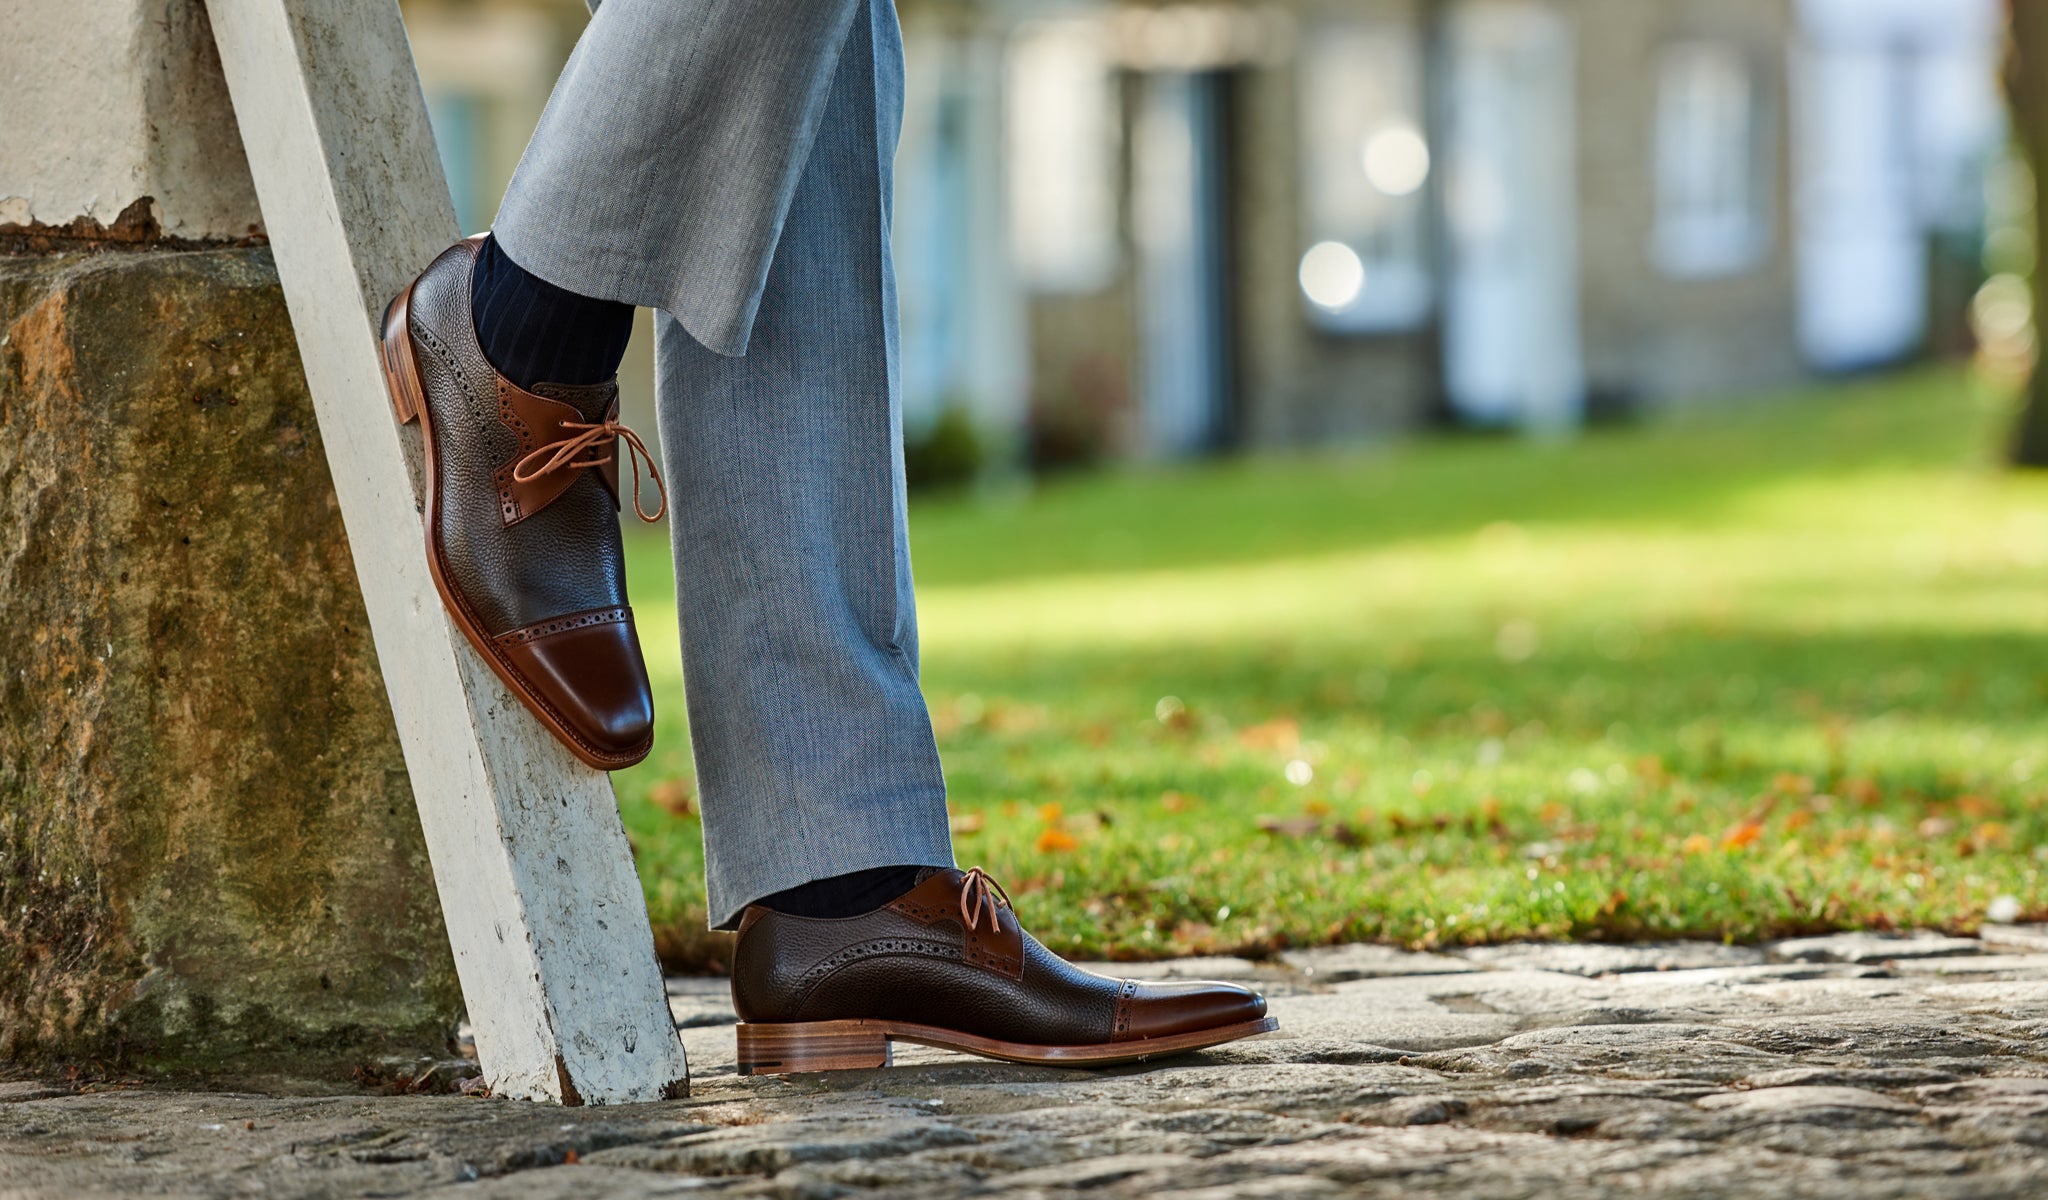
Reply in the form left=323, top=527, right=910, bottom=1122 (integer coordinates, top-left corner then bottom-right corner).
left=734, top=1015, right=1279, bottom=1075
left=380, top=281, right=652, bottom=771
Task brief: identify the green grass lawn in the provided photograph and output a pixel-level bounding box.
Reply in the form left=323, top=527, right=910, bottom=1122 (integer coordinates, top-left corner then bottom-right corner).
left=618, top=367, right=2048, bottom=970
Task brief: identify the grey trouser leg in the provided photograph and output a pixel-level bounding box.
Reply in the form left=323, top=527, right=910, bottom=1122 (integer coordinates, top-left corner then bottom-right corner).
left=493, top=0, right=953, bottom=929
left=497, top=0, right=861, bottom=356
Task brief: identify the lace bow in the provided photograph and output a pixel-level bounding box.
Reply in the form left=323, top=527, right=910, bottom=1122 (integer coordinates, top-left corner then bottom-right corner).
left=958, top=866, right=1012, bottom=933
left=512, top=418, right=668, bottom=523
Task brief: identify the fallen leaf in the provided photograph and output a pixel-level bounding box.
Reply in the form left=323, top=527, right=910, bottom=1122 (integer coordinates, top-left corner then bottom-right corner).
left=1037, top=802, right=1065, bottom=824
left=1722, top=821, right=1764, bottom=850
left=949, top=812, right=985, bottom=836
left=1237, top=719, right=1301, bottom=754
left=1035, top=827, right=1079, bottom=853
left=1773, top=773, right=1815, bottom=797
left=1681, top=833, right=1713, bottom=855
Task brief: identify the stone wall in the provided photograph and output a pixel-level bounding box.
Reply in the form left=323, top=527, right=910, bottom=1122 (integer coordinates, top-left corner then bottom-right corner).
left=0, top=246, right=459, bottom=1070
left=1571, top=0, right=1807, bottom=409
left=1231, top=1, right=1439, bottom=448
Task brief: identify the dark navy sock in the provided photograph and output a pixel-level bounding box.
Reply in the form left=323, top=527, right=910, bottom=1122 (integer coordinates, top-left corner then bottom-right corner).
left=469, top=233, right=635, bottom=391
left=757, top=865, right=930, bottom=919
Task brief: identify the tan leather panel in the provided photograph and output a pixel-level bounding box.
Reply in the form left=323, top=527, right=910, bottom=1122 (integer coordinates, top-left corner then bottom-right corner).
left=495, top=380, right=608, bottom=525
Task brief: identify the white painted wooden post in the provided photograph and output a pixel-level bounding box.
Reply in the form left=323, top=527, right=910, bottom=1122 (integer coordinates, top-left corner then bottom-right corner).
left=202, top=0, right=688, bottom=1104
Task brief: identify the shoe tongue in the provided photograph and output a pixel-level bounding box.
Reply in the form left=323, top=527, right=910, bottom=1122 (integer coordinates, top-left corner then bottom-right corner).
left=531, top=378, right=619, bottom=424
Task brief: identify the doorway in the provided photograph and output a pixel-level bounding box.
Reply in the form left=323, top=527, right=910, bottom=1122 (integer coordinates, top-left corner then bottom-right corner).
left=1135, top=70, right=1235, bottom=456
left=1439, top=0, right=1583, bottom=430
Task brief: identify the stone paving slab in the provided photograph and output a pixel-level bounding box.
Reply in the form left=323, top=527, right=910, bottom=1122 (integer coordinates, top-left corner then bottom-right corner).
left=1766, top=931, right=1987, bottom=963
left=7, top=931, right=2048, bottom=1198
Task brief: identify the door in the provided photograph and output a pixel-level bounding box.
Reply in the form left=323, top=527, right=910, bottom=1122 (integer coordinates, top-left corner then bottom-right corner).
left=1135, top=70, right=1234, bottom=456
left=1440, top=0, right=1583, bottom=430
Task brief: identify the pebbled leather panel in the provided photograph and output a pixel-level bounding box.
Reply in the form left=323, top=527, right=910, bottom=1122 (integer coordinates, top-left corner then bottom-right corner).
left=406, top=238, right=628, bottom=636
left=731, top=869, right=1266, bottom=1047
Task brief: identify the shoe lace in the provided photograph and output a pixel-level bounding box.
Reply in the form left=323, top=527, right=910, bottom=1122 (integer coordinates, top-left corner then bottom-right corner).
left=511, top=419, right=668, bottom=523
left=958, top=866, right=1013, bottom=933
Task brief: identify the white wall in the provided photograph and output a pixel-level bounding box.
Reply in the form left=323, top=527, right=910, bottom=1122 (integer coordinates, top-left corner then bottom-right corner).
left=0, top=0, right=260, bottom=238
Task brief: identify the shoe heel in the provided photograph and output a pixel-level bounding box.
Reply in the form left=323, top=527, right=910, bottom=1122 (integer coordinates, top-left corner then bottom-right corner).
left=380, top=286, right=424, bottom=426
left=736, top=1021, right=891, bottom=1075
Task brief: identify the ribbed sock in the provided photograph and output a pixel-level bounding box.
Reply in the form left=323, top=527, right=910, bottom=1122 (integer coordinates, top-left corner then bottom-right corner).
left=756, top=865, right=931, bottom=920
left=469, top=233, right=635, bottom=391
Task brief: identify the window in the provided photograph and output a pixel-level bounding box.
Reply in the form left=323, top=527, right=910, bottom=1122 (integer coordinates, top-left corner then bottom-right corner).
left=1296, top=24, right=1433, bottom=333
left=1006, top=20, right=1121, bottom=293
left=1652, top=41, right=1771, bottom=279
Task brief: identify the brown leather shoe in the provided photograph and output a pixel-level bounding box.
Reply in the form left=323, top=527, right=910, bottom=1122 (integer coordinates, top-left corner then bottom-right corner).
left=379, top=235, right=663, bottom=770
left=731, top=867, right=1276, bottom=1073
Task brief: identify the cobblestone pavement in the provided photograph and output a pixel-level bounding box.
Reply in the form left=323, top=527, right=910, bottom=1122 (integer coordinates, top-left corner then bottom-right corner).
left=8, top=928, right=2048, bottom=1198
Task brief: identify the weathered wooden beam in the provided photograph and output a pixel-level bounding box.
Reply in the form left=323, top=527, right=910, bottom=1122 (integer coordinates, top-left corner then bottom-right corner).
left=202, top=0, right=687, bottom=1103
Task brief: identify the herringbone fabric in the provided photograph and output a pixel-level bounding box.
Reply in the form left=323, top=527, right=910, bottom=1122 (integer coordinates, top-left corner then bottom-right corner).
left=491, top=0, right=953, bottom=929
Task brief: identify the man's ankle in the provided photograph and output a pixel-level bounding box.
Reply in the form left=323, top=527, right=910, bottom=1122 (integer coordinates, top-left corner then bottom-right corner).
left=755, top=865, right=931, bottom=920
left=469, top=233, right=635, bottom=391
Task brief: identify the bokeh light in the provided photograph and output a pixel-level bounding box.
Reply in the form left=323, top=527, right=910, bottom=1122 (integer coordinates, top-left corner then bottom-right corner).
left=1362, top=124, right=1431, bottom=196
left=1298, top=240, right=1365, bottom=309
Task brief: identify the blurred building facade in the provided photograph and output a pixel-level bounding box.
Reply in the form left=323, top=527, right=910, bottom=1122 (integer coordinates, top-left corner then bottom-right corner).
left=398, top=0, right=2007, bottom=461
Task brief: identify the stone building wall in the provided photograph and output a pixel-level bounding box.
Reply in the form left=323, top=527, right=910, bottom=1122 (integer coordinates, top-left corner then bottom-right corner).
left=1232, top=0, right=1439, bottom=447
left=1570, top=0, right=1807, bottom=410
